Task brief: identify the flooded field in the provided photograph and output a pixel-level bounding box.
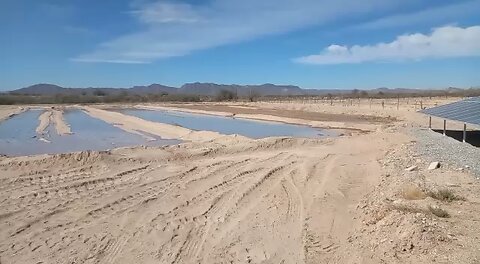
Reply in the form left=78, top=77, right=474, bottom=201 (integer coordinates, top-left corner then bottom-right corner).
left=0, top=107, right=332, bottom=156
left=119, top=108, right=329, bottom=138
left=0, top=110, right=179, bottom=156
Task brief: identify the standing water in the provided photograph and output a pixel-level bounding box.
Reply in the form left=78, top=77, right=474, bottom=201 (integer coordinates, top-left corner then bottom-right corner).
left=0, top=110, right=43, bottom=156
left=119, top=109, right=331, bottom=138
left=0, top=110, right=180, bottom=156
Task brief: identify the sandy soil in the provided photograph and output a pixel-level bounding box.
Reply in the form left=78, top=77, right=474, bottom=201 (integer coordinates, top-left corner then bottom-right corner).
left=35, top=108, right=72, bottom=136
left=144, top=103, right=394, bottom=123
left=134, top=104, right=377, bottom=134
left=83, top=106, right=241, bottom=142
left=0, top=99, right=479, bottom=263
left=35, top=111, right=52, bottom=135
left=0, top=106, right=26, bottom=123
left=52, top=109, right=72, bottom=135
left=0, top=132, right=399, bottom=264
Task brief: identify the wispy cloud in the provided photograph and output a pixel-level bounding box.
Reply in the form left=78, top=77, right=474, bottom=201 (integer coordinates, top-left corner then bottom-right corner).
left=295, top=25, right=480, bottom=64
left=131, top=2, right=201, bottom=24
left=353, top=0, right=480, bottom=30
left=74, top=0, right=418, bottom=64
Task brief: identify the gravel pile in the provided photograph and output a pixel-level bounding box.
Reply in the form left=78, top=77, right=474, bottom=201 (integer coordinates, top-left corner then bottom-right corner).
left=413, top=128, right=480, bottom=178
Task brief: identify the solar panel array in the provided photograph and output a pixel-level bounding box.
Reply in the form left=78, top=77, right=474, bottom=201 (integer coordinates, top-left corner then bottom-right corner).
left=420, top=97, right=480, bottom=125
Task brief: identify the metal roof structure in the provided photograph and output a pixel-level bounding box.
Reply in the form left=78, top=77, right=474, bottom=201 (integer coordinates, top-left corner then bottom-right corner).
left=420, top=97, right=480, bottom=126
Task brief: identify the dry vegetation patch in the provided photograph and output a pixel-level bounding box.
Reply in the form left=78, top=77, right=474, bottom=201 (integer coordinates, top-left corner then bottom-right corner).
left=401, top=184, right=426, bottom=200
left=390, top=203, right=425, bottom=214
left=390, top=203, right=450, bottom=218
left=428, top=206, right=450, bottom=218
left=426, top=189, right=465, bottom=202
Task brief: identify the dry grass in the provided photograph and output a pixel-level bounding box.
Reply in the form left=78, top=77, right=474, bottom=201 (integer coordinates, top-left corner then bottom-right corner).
left=427, top=189, right=464, bottom=202
left=401, top=185, right=426, bottom=200
left=391, top=204, right=425, bottom=214
left=428, top=206, right=450, bottom=218
left=390, top=204, right=450, bottom=218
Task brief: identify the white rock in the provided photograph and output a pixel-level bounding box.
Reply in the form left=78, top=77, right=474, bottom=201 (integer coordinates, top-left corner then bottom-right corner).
left=405, top=165, right=418, bottom=172
left=428, top=162, right=440, bottom=170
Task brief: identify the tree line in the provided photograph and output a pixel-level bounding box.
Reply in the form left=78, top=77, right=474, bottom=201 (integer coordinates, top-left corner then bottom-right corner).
left=1, top=87, right=479, bottom=105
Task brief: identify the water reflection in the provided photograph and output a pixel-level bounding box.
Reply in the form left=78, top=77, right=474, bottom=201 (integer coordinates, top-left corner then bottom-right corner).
left=0, top=110, right=180, bottom=156
left=119, top=109, right=330, bottom=139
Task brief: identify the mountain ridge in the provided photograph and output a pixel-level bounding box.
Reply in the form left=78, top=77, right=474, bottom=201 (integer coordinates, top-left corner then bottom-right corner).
left=9, top=83, right=479, bottom=97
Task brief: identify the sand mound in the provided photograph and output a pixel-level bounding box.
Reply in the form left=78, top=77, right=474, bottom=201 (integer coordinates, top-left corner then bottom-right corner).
left=0, top=131, right=394, bottom=263
left=35, top=108, right=72, bottom=136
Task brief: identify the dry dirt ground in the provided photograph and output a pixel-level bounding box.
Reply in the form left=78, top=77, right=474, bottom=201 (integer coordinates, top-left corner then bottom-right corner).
left=0, top=99, right=479, bottom=263
left=0, top=106, right=25, bottom=123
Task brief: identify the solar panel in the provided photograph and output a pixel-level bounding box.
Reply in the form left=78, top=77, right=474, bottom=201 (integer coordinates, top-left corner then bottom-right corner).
left=420, top=97, right=480, bottom=125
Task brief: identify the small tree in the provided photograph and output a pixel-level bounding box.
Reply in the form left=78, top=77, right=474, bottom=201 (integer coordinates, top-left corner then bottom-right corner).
left=215, top=89, right=237, bottom=101
left=327, top=93, right=333, bottom=105
left=93, top=89, right=107, bottom=96
left=247, top=90, right=260, bottom=102
left=352, top=89, right=359, bottom=97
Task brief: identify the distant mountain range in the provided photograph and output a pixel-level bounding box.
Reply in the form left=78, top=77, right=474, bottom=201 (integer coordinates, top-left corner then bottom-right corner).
left=11, top=83, right=178, bottom=96
left=8, top=83, right=479, bottom=97
left=10, top=83, right=305, bottom=96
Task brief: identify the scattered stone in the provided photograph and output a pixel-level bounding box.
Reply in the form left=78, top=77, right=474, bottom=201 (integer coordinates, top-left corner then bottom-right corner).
left=414, top=128, right=479, bottom=177
left=428, top=162, right=440, bottom=170
left=405, top=165, right=418, bottom=172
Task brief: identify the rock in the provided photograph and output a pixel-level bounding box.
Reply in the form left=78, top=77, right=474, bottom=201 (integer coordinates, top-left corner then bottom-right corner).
left=405, top=165, right=418, bottom=172
left=428, top=162, right=440, bottom=170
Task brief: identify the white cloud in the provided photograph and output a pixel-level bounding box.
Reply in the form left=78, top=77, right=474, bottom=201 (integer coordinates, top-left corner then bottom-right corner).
left=74, top=0, right=419, bottom=63
left=295, top=25, right=480, bottom=64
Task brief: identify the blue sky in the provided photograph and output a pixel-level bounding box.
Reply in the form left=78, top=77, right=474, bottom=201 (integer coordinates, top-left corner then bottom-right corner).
left=1, top=0, right=480, bottom=91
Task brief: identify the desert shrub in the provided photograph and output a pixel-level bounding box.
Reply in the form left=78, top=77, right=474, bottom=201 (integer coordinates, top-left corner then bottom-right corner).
left=164, top=94, right=201, bottom=102
left=428, top=206, right=450, bottom=218
left=427, top=189, right=464, bottom=202
left=93, top=89, right=107, bottom=96
left=0, top=96, right=15, bottom=105
left=247, top=90, right=260, bottom=102
left=0, top=92, right=203, bottom=104
left=391, top=203, right=451, bottom=218
left=391, top=204, right=425, bottom=214
left=401, top=185, right=426, bottom=200
left=215, top=89, right=237, bottom=101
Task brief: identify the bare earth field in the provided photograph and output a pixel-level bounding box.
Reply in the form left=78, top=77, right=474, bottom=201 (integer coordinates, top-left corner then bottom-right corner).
left=0, top=99, right=479, bottom=263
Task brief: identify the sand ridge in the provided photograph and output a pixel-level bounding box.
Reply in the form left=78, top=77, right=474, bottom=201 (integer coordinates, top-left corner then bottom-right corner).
left=134, top=104, right=377, bottom=133
left=35, top=111, right=52, bottom=135
left=0, top=106, right=26, bottom=123
left=52, top=109, right=72, bottom=135
left=35, top=108, right=72, bottom=136
left=83, top=106, right=247, bottom=142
